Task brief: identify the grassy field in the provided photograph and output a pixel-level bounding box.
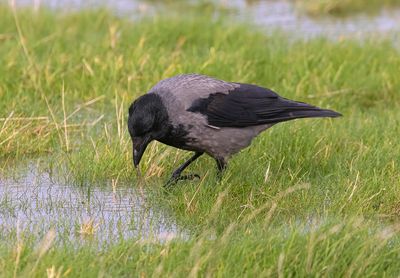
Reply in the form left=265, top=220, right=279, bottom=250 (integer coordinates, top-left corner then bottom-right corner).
left=0, top=3, right=400, bottom=277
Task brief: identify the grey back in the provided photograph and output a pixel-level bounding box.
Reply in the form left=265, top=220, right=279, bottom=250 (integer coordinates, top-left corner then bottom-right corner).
left=148, top=74, right=239, bottom=109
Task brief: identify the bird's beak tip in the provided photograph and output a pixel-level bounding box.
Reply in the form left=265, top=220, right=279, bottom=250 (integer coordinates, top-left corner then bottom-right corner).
left=133, top=149, right=139, bottom=168
left=133, top=142, right=148, bottom=169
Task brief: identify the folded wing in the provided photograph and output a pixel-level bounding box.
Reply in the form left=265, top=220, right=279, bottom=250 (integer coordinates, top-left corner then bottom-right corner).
left=187, top=83, right=341, bottom=128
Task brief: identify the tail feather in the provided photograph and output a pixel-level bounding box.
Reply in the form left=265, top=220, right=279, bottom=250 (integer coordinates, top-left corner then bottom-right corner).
left=264, top=108, right=342, bottom=124
left=255, top=96, right=342, bottom=124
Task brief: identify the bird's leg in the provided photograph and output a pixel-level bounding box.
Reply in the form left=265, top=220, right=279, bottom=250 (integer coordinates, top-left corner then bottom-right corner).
left=215, top=158, right=227, bottom=180
left=165, top=152, right=203, bottom=187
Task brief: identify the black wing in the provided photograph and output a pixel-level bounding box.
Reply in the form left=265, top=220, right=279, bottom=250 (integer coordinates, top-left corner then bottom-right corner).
left=187, top=83, right=341, bottom=128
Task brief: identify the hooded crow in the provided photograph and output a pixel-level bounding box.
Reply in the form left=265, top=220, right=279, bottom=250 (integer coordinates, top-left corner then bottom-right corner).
left=128, top=73, right=341, bottom=185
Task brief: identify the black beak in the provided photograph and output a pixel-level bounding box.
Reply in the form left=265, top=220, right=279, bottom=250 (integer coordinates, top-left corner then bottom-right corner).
left=133, top=136, right=150, bottom=168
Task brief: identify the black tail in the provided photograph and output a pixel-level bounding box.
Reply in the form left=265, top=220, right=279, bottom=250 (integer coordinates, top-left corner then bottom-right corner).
left=263, top=102, right=342, bottom=124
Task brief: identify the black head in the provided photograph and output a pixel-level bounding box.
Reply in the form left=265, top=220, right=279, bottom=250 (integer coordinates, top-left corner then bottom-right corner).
left=127, top=93, right=169, bottom=168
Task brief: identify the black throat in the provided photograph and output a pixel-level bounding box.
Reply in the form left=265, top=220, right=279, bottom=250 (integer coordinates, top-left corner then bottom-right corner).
left=157, top=123, right=193, bottom=150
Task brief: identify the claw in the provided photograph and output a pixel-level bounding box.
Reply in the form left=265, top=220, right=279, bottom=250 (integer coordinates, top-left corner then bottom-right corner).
left=164, top=173, right=201, bottom=188
left=179, top=174, right=200, bottom=181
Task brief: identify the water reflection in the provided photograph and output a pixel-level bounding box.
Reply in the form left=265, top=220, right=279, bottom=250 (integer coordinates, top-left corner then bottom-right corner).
left=0, top=161, right=185, bottom=246
left=229, top=0, right=400, bottom=39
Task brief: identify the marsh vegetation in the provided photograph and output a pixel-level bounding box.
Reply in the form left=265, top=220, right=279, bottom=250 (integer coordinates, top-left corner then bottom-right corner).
left=0, top=1, right=399, bottom=277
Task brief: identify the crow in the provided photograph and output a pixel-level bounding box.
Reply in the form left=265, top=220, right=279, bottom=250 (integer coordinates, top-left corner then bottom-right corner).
left=127, top=74, right=341, bottom=185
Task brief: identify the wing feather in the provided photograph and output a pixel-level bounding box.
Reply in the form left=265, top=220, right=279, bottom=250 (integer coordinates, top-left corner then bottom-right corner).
left=187, top=83, right=341, bottom=128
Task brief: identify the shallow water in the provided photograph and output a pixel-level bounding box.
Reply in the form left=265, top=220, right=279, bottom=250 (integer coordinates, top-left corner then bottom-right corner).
left=229, top=0, right=400, bottom=40
left=11, top=0, right=400, bottom=40
left=0, top=160, right=185, bottom=246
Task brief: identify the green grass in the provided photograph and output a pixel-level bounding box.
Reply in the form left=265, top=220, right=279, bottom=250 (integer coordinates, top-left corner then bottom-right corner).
left=0, top=4, right=400, bottom=277
left=1, top=218, right=399, bottom=277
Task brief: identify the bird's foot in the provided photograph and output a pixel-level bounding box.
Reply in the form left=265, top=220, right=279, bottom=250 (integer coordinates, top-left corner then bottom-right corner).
left=179, top=174, right=201, bottom=181
left=164, top=173, right=201, bottom=188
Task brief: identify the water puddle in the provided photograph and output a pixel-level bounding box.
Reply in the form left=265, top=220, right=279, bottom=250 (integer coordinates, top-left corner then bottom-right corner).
left=11, top=0, right=400, bottom=40
left=229, top=0, right=400, bottom=40
left=0, top=160, right=186, bottom=246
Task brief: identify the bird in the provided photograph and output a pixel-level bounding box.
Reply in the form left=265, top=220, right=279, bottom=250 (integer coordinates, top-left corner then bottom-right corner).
left=127, top=73, right=341, bottom=186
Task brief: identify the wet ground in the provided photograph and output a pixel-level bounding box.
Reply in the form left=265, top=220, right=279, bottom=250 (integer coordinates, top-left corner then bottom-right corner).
left=11, top=0, right=400, bottom=40
left=0, top=160, right=185, bottom=246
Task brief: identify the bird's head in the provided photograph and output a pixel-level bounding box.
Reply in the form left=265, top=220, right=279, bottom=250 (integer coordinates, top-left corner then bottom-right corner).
left=127, top=93, right=169, bottom=168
